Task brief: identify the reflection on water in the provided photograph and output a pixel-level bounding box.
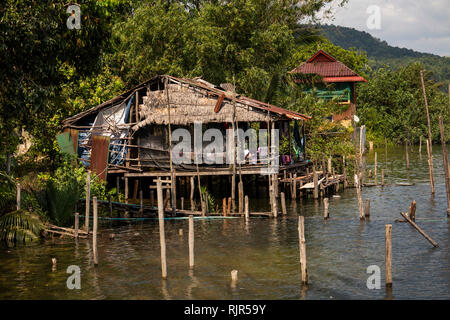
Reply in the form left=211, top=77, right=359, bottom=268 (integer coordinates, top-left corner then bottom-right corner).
left=0, top=145, right=449, bottom=300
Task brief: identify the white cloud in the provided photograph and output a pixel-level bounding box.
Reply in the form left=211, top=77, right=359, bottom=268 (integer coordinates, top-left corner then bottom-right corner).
left=321, top=0, right=450, bottom=56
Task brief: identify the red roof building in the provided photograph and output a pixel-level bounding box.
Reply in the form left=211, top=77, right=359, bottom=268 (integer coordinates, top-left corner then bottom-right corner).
left=291, top=50, right=367, bottom=122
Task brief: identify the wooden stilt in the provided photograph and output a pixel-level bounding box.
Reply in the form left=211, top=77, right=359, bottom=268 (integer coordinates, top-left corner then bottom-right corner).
left=374, top=152, right=378, bottom=186
left=385, top=224, right=392, bottom=287
left=420, top=70, right=435, bottom=194
left=93, top=197, right=98, bottom=265
left=298, top=216, right=308, bottom=284
left=74, top=212, right=79, bottom=239
left=355, top=174, right=365, bottom=220
left=157, top=178, right=167, bottom=279
left=280, top=192, right=287, bottom=215
left=85, top=171, right=91, bottom=232
left=244, top=195, right=249, bottom=221
left=323, top=198, right=329, bottom=220
left=365, top=199, right=370, bottom=218
left=189, top=215, right=194, bottom=269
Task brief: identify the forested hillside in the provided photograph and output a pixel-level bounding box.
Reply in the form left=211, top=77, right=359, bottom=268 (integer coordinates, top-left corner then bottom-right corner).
left=319, top=24, right=450, bottom=89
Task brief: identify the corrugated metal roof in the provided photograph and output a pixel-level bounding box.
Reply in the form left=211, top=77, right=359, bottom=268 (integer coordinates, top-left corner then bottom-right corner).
left=291, top=50, right=367, bottom=83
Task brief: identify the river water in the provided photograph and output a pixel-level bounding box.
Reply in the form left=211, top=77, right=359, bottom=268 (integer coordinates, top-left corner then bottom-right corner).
left=0, top=145, right=448, bottom=300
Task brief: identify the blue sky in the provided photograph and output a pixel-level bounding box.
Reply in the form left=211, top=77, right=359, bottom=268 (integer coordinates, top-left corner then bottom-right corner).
left=321, top=0, right=450, bottom=57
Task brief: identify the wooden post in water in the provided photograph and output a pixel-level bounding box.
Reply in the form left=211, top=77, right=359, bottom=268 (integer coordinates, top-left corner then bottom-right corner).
left=426, top=139, right=435, bottom=194
left=223, top=198, right=226, bottom=216
left=355, top=174, right=365, bottom=220
left=227, top=197, right=231, bottom=215
left=293, top=173, right=297, bottom=199
left=405, top=140, right=409, bottom=170
left=280, top=192, right=287, bottom=215
left=409, top=200, right=416, bottom=221
left=244, top=195, right=249, bottom=220
left=231, top=270, right=238, bottom=287
left=238, top=180, right=244, bottom=214
left=74, top=212, right=79, bottom=239
left=385, top=224, right=392, bottom=287
left=419, top=136, right=422, bottom=154
left=399, top=212, right=438, bottom=247
left=16, top=183, right=21, bottom=211
left=157, top=178, right=167, bottom=279
left=85, top=171, right=91, bottom=232
left=298, top=216, right=308, bottom=284
left=374, top=152, right=378, bottom=186
left=313, top=165, right=319, bottom=199
left=271, top=183, right=278, bottom=218
left=93, top=197, right=98, bottom=265
left=323, top=198, right=329, bottom=220
left=420, top=69, right=435, bottom=194
left=180, top=197, right=184, bottom=211
left=189, top=215, right=194, bottom=269
left=365, top=199, right=370, bottom=218
left=439, top=115, right=450, bottom=216
left=381, top=169, right=384, bottom=186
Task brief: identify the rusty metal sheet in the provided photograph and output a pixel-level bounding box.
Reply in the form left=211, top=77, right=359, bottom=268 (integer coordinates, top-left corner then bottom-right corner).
left=90, top=135, right=110, bottom=181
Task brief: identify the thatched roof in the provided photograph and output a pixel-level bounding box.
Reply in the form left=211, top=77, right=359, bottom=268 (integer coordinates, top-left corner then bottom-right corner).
left=62, top=75, right=311, bottom=129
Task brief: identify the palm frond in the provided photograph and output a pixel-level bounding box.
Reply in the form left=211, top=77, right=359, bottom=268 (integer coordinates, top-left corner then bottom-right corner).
left=0, top=210, right=44, bottom=245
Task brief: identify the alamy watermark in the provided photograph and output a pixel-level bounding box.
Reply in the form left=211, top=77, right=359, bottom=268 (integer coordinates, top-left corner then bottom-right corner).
left=67, top=4, right=81, bottom=30
left=66, top=265, right=81, bottom=289
left=366, top=5, right=381, bottom=30
left=366, top=265, right=381, bottom=289
left=170, top=122, right=279, bottom=175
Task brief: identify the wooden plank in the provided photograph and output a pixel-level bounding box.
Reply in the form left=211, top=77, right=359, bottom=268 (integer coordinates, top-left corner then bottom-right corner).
left=399, top=212, right=438, bottom=247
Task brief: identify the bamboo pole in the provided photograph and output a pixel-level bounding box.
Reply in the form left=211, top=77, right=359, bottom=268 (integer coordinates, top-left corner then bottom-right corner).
left=93, top=197, right=98, bottom=265
left=223, top=198, right=226, bottom=216
left=244, top=195, right=249, bottom=221
left=405, top=140, right=409, bottom=170
left=385, top=224, right=392, bottom=287
left=238, top=180, right=244, bottom=214
left=426, top=139, right=435, bottom=194
left=374, top=152, right=378, bottom=186
left=313, top=164, right=319, bottom=199
left=189, top=215, right=194, bottom=269
left=227, top=197, right=231, bottom=215
left=365, top=199, right=370, bottom=218
left=355, top=174, right=365, bottom=220
left=280, top=192, right=287, bottom=215
left=399, top=212, right=438, bottom=247
left=293, top=173, right=297, bottom=199
left=164, top=77, right=176, bottom=216
left=409, top=200, right=416, bottom=221
left=381, top=169, right=384, bottom=186
left=420, top=70, right=435, bottom=194
left=85, top=171, right=91, bottom=232
left=74, top=212, right=79, bottom=239
left=16, top=183, right=21, bottom=211
left=419, top=136, right=422, bottom=154
left=298, top=216, right=308, bottom=284
left=323, top=198, right=329, bottom=220
left=439, top=115, right=450, bottom=216
left=157, top=178, right=168, bottom=279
